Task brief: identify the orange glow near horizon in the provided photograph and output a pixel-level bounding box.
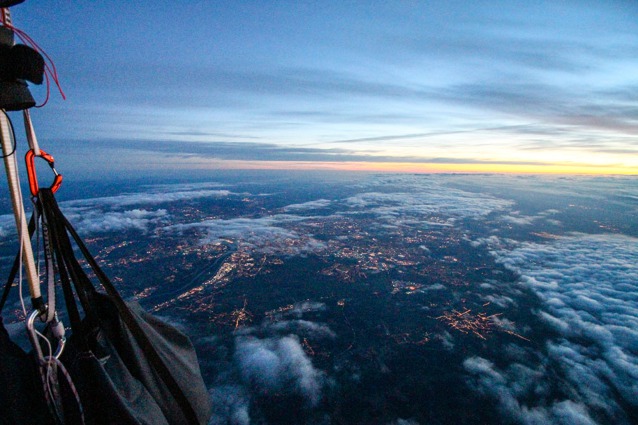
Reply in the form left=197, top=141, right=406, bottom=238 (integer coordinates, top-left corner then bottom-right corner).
left=178, top=159, right=637, bottom=176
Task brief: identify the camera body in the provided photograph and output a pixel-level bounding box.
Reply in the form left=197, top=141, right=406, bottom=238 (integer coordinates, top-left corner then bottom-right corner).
left=0, top=3, right=44, bottom=111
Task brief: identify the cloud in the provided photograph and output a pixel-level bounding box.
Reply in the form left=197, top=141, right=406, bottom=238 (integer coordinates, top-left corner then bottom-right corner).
left=497, top=207, right=562, bottom=228
left=166, top=215, right=327, bottom=256
left=500, top=213, right=538, bottom=226
left=482, top=233, right=638, bottom=424
left=0, top=208, right=169, bottom=240
left=202, top=300, right=333, bottom=423
left=66, top=208, right=169, bottom=234
left=238, top=301, right=334, bottom=340
left=463, top=357, right=597, bottom=425
left=208, top=385, right=251, bottom=425
left=63, top=184, right=232, bottom=209
left=286, top=301, right=327, bottom=318
left=282, top=199, right=333, bottom=212
left=437, top=81, right=638, bottom=137
left=267, top=320, right=336, bottom=340
left=56, top=138, right=565, bottom=167
left=389, top=419, right=420, bottom=425
left=234, top=335, right=325, bottom=406
left=344, top=183, right=513, bottom=221
left=57, top=181, right=235, bottom=235
left=435, top=331, right=455, bottom=351
left=0, top=182, right=236, bottom=241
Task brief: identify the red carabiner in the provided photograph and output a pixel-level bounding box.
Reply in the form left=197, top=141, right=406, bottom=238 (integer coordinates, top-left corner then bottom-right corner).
left=25, top=149, right=63, bottom=196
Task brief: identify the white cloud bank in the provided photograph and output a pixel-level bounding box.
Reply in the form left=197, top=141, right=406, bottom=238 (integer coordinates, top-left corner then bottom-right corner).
left=166, top=215, right=327, bottom=256
left=67, top=208, right=169, bottom=234
left=282, top=199, right=333, bottom=212
left=344, top=189, right=512, bottom=221
left=340, top=175, right=514, bottom=225
left=472, top=233, right=638, bottom=424
left=63, top=182, right=232, bottom=209
left=464, top=356, right=597, bottom=425
left=0, top=182, right=236, bottom=239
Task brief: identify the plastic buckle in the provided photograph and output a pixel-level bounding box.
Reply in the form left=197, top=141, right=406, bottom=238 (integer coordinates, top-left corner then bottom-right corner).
left=25, top=148, right=62, bottom=196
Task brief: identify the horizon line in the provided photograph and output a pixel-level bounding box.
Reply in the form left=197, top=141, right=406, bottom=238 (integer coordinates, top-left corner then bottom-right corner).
left=168, top=159, right=637, bottom=176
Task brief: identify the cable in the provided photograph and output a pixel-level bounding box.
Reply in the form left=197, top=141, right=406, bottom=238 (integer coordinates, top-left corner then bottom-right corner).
left=44, top=356, right=85, bottom=425
left=36, top=328, right=64, bottom=424
left=0, top=110, right=16, bottom=159
left=14, top=142, right=28, bottom=318
left=1, top=21, right=66, bottom=106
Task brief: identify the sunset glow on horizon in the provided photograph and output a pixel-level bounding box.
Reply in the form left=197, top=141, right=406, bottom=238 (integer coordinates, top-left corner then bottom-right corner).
left=189, top=160, right=638, bottom=176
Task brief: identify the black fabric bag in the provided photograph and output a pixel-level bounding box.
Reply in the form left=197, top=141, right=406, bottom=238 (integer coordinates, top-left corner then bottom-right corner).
left=0, top=317, right=56, bottom=425
left=60, top=293, right=212, bottom=425
left=38, top=188, right=212, bottom=425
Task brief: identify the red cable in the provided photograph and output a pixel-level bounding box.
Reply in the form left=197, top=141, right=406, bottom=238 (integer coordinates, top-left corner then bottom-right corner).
left=2, top=20, right=66, bottom=106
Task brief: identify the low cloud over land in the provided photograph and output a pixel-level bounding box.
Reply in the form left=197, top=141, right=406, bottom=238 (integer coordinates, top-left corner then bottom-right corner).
left=472, top=233, right=638, bottom=424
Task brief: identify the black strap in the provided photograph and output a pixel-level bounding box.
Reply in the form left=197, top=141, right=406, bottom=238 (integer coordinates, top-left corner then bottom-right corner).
left=38, top=191, right=89, bottom=350
left=0, top=212, right=36, bottom=313
left=38, top=189, right=201, bottom=425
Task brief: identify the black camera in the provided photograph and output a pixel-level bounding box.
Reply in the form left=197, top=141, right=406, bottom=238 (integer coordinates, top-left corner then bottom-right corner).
left=0, top=1, right=44, bottom=110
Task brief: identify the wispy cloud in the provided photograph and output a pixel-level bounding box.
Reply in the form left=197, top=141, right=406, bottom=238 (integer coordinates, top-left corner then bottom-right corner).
left=69, top=208, right=169, bottom=234
left=63, top=184, right=232, bottom=209
left=343, top=175, right=514, bottom=221
left=464, top=356, right=598, bottom=425
left=165, top=215, right=327, bottom=256
left=19, top=1, right=638, bottom=174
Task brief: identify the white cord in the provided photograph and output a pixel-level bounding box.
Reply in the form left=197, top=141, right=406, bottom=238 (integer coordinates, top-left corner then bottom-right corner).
left=23, top=110, right=41, bottom=155
left=11, top=145, right=29, bottom=318
left=0, top=110, right=41, bottom=306
left=42, top=356, right=86, bottom=425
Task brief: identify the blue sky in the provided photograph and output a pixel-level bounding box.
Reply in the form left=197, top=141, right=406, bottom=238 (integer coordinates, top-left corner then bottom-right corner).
left=10, top=1, right=638, bottom=174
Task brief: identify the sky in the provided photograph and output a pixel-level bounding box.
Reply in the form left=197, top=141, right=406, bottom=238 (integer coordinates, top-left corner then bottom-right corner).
left=7, top=0, right=638, bottom=175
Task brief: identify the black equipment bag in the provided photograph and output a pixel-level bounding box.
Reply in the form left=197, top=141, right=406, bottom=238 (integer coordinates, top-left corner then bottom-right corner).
left=0, top=317, right=56, bottom=425
left=38, top=188, right=212, bottom=425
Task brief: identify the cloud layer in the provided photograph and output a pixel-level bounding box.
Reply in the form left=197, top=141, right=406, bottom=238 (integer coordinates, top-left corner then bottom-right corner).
left=204, top=301, right=334, bottom=424
left=472, top=233, right=638, bottom=424
left=235, top=335, right=325, bottom=406
left=166, top=214, right=327, bottom=256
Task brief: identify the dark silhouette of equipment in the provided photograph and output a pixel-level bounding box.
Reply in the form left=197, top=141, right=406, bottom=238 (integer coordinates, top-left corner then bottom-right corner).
left=0, top=0, right=43, bottom=110
left=0, top=2, right=213, bottom=423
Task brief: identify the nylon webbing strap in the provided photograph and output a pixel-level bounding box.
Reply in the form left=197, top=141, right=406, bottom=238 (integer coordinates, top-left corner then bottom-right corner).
left=38, top=190, right=87, bottom=348
left=38, top=189, right=201, bottom=425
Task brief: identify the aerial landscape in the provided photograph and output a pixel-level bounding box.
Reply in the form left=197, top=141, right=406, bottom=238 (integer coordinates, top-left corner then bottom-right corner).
left=0, top=1, right=637, bottom=425
left=2, top=172, right=636, bottom=424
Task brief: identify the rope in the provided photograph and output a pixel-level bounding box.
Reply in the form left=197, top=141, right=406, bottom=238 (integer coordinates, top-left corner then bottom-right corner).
left=1, top=19, right=66, bottom=106
left=35, top=328, right=62, bottom=423
left=0, top=111, right=41, bottom=303
left=23, top=109, right=41, bottom=154
left=43, top=356, right=86, bottom=425
left=33, top=323, right=85, bottom=425
left=0, top=110, right=16, bottom=158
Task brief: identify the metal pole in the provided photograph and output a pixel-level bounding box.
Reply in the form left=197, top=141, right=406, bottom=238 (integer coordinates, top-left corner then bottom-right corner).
left=0, top=110, right=40, bottom=301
